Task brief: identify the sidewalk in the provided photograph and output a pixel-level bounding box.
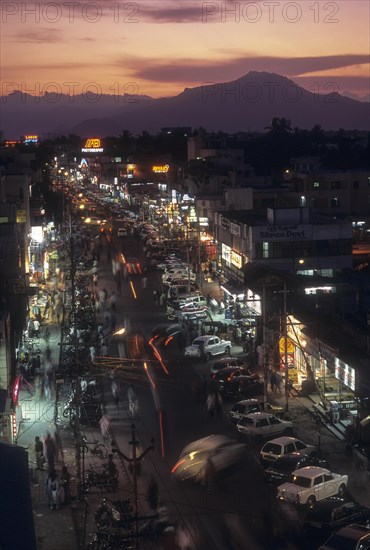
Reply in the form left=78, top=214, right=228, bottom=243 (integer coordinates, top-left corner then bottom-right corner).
left=16, top=317, right=80, bottom=550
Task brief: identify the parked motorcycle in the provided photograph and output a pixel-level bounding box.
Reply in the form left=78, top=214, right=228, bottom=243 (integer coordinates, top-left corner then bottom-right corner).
left=94, top=498, right=134, bottom=530
left=82, top=464, right=119, bottom=493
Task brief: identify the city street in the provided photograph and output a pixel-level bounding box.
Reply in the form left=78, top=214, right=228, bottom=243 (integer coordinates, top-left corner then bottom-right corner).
left=80, top=232, right=370, bottom=550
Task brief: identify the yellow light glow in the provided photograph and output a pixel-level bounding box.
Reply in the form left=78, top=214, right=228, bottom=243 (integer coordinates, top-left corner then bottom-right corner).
left=85, top=217, right=91, bottom=224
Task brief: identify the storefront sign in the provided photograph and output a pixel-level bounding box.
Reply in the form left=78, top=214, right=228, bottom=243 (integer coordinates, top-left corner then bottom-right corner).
left=335, top=358, right=355, bottom=391
left=24, top=135, right=38, bottom=144
left=221, top=243, right=231, bottom=264
left=152, top=165, right=169, bottom=173
left=253, top=225, right=313, bottom=242
left=230, top=222, right=241, bottom=238
left=279, top=337, right=294, bottom=354
left=198, top=217, right=209, bottom=227
left=221, top=217, right=231, bottom=231
left=16, top=210, right=26, bottom=223
left=230, top=250, right=242, bottom=269
left=82, top=138, right=104, bottom=153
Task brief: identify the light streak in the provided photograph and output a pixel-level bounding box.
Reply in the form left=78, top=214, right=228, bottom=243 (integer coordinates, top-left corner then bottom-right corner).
left=148, top=339, right=169, bottom=375
left=130, top=281, right=137, bottom=299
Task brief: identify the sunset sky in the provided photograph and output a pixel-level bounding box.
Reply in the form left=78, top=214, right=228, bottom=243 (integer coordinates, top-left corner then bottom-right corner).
left=1, top=1, right=369, bottom=99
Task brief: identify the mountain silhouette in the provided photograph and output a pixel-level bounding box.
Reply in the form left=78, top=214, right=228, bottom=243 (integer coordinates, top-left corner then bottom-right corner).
left=1, top=72, right=369, bottom=138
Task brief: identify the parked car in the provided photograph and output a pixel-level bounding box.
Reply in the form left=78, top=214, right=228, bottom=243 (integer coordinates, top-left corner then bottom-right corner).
left=217, top=371, right=263, bottom=399
left=260, top=436, right=317, bottom=465
left=237, top=412, right=293, bottom=441
left=215, top=367, right=253, bottom=394
left=319, top=524, right=370, bottom=550
left=229, top=399, right=285, bottom=425
left=210, top=357, right=248, bottom=377
left=305, top=498, right=370, bottom=535
left=179, top=295, right=208, bottom=308
left=171, top=434, right=246, bottom=483
left=184, top=336, right=232, bottom=361
left=265, top=452, right=330, bottom=484
left=277, top=466, right=348, bottom=507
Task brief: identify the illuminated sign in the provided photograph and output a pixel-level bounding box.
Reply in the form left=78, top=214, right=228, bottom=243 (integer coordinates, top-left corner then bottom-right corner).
left=152, top=165, right=169, bottom=173
left=81, top=138, right=103, bottom=153
left=335, top=358, right=355, bottom=391
left=230, top=250, right=242, bottom=269
left=279, top=337, right=294, bottom=354
left=16, top=210, right=26, bottom=223
left=221, top=243, right=231, bottom=264
left=5, top=141, right=19, bottom=147
left=198, top=217, right=209, bottom=227
left=12, top=377, right=20, bottom=406
left=24, top=135, right=38, bottom=144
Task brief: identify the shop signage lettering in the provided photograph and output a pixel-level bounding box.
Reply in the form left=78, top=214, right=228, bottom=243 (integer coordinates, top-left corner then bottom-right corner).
left=221, top=217, right=230, bottom=231
left=152, top=165, right=169, bottom=173
left=254, top=225, right=312, bottom=242
left=230, top=222, right=241, bottom=237
left=230, top=250, right=242, bottom=269
left=82, top=138, right=103, bottom=153
left=335, top=358, right=355, bottom=391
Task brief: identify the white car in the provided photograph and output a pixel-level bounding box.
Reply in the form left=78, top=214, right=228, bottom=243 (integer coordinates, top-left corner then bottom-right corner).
left=260, top=436, right=317, bottom=465
left=277, top=466, right=348, bottom=507
left=237, top=412, right=293, bottom=440
left=171, top=434, right=246, bottom=483
left=179, top=295, right=208, bottom=308
left=184, top=336, right=232, bottom=360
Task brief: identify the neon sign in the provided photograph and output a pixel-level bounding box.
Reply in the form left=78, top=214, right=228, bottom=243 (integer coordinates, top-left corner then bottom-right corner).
left=152, top=165, right=169, bottom=173
left=82, top=138, right=103, bottom=153
left=24, top=135, right=38, bottom=144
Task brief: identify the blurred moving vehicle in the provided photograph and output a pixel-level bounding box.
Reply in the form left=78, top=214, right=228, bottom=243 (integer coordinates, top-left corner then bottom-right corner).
left=260, top=436, right=316, bottom=465
left=171, top=434, right=246, bottom=483
left=277, top=466, right=348, bottom=507
left=319, top=524, right=370, bottom=550
left=305, top=498, right=370, bottom=536
left=265, top=452, right=330, bottom=484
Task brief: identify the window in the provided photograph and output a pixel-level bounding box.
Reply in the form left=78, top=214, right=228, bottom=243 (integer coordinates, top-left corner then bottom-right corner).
left=295, top=441, right=306, bottom=451
left=313, top=181, right=320, bottom=188
left=262, top=242, right=269, bottom=259
left=331, top=197, right=340, bottom=208
left=286, top=443, right=296, bottom=454
left=269, top=417, right=280, bottom=425
left=258, top=418, right=269, bottom=428
left=314, top=475, right=323, bottom=486
left=324, top=473, right=333, bottom=482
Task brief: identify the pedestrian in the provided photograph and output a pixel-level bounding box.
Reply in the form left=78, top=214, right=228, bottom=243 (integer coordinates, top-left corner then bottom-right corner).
left=235, top=326, right=242, bottom=345
left=90, top=345, right=96, bottom=363
left=93, top=273, right=98, bottom=286
left=99, top=413, right=111, bottom=442
left=275, top=371, right=282, bottom=395
left=206, top=392, right=216, bottom=417
left=44, top=372, right=51, bottom=400
left=33, top=319, right=40, bottom=338
left=153, top=290, right=158, bottom=304
left=35, top=436, right=45, bottom=470
left=60, top=465, right=71, bottom=504
left=127, top=386, right=137, bottom=417
left=44, top=432, right=56, bottom=472
left=45, top=469, right=60, bottom=510
left=270, top=370, right=276, bottom=394
left=142, top=277, right=148, bottom=289
left=110, top=291, right=117, bottom=311
left=111, top=376, right=120, bottom=406
left=53, top=431, right=64, bottom=464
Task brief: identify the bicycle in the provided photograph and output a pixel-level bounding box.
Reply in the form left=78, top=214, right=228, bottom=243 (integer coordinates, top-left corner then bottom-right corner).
left=81, top=436, right=108, bottom=460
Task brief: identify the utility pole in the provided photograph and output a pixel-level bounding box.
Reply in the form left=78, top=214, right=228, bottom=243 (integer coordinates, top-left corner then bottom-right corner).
left=111, top=425, right=154, bottom=549
left=263, top=285, right=268, bottom=409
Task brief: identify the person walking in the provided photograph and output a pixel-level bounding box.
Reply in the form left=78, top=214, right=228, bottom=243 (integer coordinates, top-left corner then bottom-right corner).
left=35, top=436, right=44, bottom=470
left=60, top=465, right=71, bottom=504
left=45, top=470, right=61, bottom=510
left=99, top=413, right=111, bottom=442
left=44, top=432, right=56, bottom=472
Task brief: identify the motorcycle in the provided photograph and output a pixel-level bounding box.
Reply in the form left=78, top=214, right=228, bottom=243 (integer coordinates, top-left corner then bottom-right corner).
left=94, top=498, right=134, bottom=530
left=82, top=464, right=119, bottom=493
